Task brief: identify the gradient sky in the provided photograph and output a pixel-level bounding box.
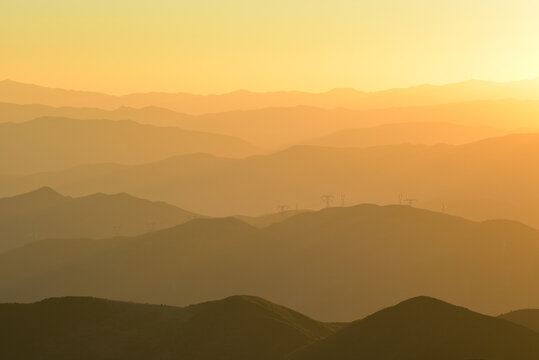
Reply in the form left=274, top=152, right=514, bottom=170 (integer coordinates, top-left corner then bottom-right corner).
left=2, top=0, right=539, bottom=94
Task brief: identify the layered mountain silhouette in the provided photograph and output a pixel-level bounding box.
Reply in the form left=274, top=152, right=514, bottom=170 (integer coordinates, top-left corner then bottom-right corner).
left=2, top=205, right=539, bottom=321
left=0, top=187, right=200, bottom=251
left=0, top=295, right=336, bottom=360
left=3, top=133, right=539, bottom=226
left=2, top=295, right=539, bottom=360
left=290, top=297, right=539, bottom=360
left=3, top=78, right=539, bottom=114
left=3, top=100, right=539, bottom=148
left=0, top=117, right=256, bottom=174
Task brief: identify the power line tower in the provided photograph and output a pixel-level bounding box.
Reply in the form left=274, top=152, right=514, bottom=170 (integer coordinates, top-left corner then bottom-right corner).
left=277, top=205, right=289, bottom=216
left=441, top=201, right=447, bottom=214
left=340, top=194, right=345, bottom=207
left=321, top=194, right=335, bottom=208
left=403, top=198, right=418, bottom=207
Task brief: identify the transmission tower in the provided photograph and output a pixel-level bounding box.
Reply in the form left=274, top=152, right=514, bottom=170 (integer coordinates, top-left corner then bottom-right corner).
left=277, top=205, right=289, bottom=215
left=321, top=194, right=335, bottom=208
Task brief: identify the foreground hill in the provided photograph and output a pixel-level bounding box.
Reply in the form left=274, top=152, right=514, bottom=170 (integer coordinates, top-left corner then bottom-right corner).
left=0, top=295, right=335, bottom=360
left=2, top=295, right=538, bottom=360
left=500, top=309, right=539, bottom=333
left=290, top=297, right=539, bottom=360
left=2, top=205, right=539, bottom=321
left=0, top=117, right=256, bottom=174
left=0, top=187, right=200, bottom=251
left=3, top=79, right=539, bottom=114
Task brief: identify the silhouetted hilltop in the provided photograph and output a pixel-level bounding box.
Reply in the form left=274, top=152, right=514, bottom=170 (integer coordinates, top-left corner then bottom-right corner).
left=500, top=309, right=539, bottom=333
left=2, top=204, right=539, bottom=320
left=0, top=116, right=256, bottom=174
left=0, top=295, right=335, bottom=360
left=0, top=188, right=201, bottom=251
left=290, top=296, right=539, bottom=360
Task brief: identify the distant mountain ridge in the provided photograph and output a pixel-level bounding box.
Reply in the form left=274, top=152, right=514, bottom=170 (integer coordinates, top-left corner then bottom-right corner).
left=4, top=100, right=539, bottom=148
left=3, top=134, right=539, bottom=226
left=3, top=78, right=539, bottom=114
left=0, top=116, right=257, bottom=174
left=2, top=204, right=539, bottom=321
left=0, top=187, right=201, bottom=251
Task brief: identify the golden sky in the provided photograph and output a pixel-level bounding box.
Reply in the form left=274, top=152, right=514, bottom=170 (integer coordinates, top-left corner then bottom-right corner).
left=2, top=0, right=539, bottom=94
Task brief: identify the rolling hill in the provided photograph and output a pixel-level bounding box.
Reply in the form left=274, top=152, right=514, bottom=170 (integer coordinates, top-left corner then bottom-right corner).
left=0, top=295, right=336, bottom=360
left=0, top=117, right=256, bottom=174
left=2, top=205, right=539, bottom=321
left=2, top=294, right=538, bottom=359
left=290, top=296, right=539, bottom=360
left=0, top=187, right=200, bottom=251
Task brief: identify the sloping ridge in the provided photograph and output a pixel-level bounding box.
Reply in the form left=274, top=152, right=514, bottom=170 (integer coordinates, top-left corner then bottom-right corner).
left=0, top=187, right=202, bottom=251
left=290, top=296, right=539, bottom=360
left=0, top=295, right=335, bottom=360
left=500, top=309, right=539, bottom=334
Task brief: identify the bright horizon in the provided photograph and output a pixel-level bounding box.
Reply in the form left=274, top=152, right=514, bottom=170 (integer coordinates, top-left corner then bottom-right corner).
left=2, top=0, right=539, bottom=95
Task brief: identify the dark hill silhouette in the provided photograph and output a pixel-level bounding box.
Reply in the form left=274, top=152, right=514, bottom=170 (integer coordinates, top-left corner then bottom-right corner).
left=0, top=295, right=335, bottom=360
left=3, top=78, right=539, bottom=114
left=2, top=205, right=539, bottom=321
left=500, top=309, right=539, bottom=333
left=0, top=187, right=201, bottom=251
left=290, top=296, right=539, bottom=360
left=0, top=117, right=256, bottom=174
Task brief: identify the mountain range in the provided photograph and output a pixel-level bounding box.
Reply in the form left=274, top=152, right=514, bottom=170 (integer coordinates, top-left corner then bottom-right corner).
left=2, top=134, right=539, bottom=227
left=3, top=99, right=539, bottom=148
left=2, top=204, right=539, bottom=321
left=3, top=78, right=539, bottom=114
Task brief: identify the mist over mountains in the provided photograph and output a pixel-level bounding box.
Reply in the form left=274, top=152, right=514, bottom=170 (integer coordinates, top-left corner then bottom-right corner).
left=2, top=134, right=539, bottom=228
left=3, top=78, right=539, bottom=359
